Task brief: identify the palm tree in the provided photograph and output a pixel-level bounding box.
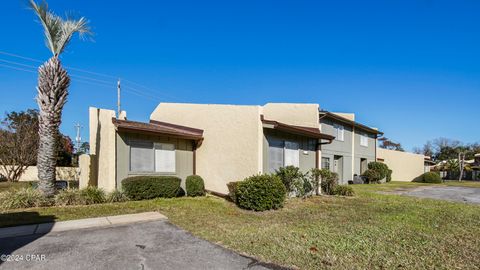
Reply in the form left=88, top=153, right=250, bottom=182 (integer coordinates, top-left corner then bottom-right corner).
left=30, top=0, right=91, bottom=196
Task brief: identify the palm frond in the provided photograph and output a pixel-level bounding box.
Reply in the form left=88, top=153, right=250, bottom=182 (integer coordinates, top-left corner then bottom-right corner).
left=29, top=0, right=92, bottom=56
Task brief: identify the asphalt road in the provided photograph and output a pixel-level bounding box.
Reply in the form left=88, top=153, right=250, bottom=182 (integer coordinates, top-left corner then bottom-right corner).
left=399, top=186, right=480, bottom=204
left=0, top=220, right=283, bottom=270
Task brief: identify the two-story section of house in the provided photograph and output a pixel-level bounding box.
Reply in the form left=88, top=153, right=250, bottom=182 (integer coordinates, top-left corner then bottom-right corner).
left=319, top=111, right=383, bottom=184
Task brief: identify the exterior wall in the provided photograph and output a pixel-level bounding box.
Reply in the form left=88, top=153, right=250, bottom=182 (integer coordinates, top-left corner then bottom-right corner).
left=377, top=148, right=425, bottom=182
left=1, top=166, right=78, bottom=182
left=263, top=103, right=320, bottom=128
left=151, top=103, right=263, bottom=194
left=115, top=132, right=194, bottom=189
left=319, top=118, right=354, bottom=184
left=262, top=129, right=316, bottom=174
left=89, top=107, right=117, bottom=192
left=353, top=131, right=377, bottom=176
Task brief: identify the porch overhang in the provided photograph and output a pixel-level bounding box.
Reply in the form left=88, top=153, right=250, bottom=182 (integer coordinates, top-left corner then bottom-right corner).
left=112, top=118, right=204, bottom=143
left=260, top=115, right=334, bottom=143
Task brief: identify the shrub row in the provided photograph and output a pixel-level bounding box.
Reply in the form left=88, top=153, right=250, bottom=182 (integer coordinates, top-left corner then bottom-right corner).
left=0, top=187, right=129, bottom=210
left=121, top=175, right=205, bottom=200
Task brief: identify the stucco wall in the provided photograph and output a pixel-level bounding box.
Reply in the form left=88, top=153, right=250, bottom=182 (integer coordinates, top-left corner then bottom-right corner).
left=263, top=103, right=320, bottom=128
left=377, top=148, right=425, bottom=182
left=115, top=132, right=194, bottom=189
left=89, top=107, right=117, bottom=192
left=1, top=166, right=78, bottom=182
left=151, top=103, right=263, bottom=194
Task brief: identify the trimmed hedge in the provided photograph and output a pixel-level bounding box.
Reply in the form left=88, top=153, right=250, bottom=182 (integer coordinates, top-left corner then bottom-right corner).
left=122, top=176, right=181, bottom=200
left=235, top=174, right=286, bottom=211
left=367, top=162, right=390, bottom=182
left=362, top=169, right=381, bottom=184
left=422, top=172, right=442, bottom=183
left=186, top=175, right=205, bottom=197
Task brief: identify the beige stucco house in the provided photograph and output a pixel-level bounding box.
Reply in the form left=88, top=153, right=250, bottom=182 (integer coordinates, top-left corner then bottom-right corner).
left=81, top=103, right=334, bottom=194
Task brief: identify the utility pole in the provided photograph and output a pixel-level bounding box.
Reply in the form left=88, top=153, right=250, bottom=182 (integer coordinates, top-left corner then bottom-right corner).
left=117, top=78, right=121, bottom=117
left=74, top=123, right=83, bottom=152
left=458, top=152, right=465, bottom=182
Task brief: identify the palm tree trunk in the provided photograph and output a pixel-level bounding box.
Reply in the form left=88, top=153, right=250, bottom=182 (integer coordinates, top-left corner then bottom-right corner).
left=36, top=56, right=70, bottom=196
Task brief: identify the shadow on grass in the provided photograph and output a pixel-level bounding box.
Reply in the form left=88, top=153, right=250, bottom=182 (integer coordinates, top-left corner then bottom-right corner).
left=0, top=212, right=55, bottom=265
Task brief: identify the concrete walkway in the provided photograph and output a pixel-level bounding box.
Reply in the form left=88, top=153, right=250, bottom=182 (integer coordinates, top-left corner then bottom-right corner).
left=0, top=218, right=281, bottom=270
left=0, top=212, right=167, bottom=239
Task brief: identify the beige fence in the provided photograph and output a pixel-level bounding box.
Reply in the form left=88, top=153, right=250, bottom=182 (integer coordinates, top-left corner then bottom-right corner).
left=1, top=166, right=79, bottom=181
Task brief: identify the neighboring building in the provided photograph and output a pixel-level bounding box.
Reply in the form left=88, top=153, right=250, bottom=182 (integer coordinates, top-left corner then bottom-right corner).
left=81, top=103, right=335, bottom=194
left=318, top=111, right=383, bottom=184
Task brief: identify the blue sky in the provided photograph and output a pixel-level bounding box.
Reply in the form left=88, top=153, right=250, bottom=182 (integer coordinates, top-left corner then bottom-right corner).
left=0, top=0, right=479, bottom=151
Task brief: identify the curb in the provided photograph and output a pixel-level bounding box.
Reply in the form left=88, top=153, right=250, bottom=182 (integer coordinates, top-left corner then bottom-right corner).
left=0, top=212, right=167, bottom=239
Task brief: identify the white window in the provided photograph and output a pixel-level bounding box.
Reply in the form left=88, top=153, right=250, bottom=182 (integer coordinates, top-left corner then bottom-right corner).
left=130, top=141, right=176, bottom=173
left=360, top=133, right=368, bottom=147
left=155, top=143, right=176, bottom=173
left=334, top=124, right=344, bottom=141
left=130, top=141, right=154, bottom=172
left=284, top=141, right=300, bottom=167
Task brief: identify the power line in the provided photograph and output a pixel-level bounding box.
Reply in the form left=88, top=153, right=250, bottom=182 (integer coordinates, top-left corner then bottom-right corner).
left=0, top=49, right=181, bottom=100
left=0, top=62, right=159, bottom=101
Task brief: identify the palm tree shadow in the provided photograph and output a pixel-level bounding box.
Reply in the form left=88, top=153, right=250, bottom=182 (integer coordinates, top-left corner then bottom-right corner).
left=0, top=212, right=55, bottom=265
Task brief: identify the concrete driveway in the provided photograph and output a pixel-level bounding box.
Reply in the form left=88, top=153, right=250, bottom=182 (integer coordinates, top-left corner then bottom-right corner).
left=0, top=220, right=283, bottom=270
left=393, top=186, right=480, bottom=204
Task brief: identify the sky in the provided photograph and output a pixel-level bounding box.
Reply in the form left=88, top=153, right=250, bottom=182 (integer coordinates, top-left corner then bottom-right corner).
left=0, top=0, right=479, bottom=151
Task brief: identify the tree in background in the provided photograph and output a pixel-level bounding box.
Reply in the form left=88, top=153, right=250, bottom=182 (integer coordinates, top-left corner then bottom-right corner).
left=0, top=110, right=39, bottom=182
left=30, top=0, right=92, bottom=196
left=378, top=137, right=404, bottom=151
left=413, top=137, right=479, bottom=161
left=0, top=110, right=77, bottom=181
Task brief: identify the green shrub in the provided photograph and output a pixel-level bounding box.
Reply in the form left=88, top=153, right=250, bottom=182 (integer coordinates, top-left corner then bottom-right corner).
left=422, top=172, right=442, bottom=183
left=54, top=189, right=85, bottom=206
left=235, top=174, right=286, bottom=211
left=227, top=181, right=239, bottom=203
left=386, top=169, right=393, bottom=182
left=332, top=185, right=355, bottom=196
left=363, top=169, right=382, bottom=184
left=0, top=188, right=51, bottom=210
left=122, top=176, right=181, bottom=200
left=275, top=166, right=310, bottom=197
left=319, top=169, right=339, bottom=195
left=367, top=162, right=390, bottom=183
left=80, top=186, right=106, bottom=205
left=106, top=189, right=129, bottom=203
left=186, top=175, right=205, bottom=197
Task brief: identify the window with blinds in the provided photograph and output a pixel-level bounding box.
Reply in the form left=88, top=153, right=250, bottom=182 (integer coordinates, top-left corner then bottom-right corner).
left=268, top=139, right=300, bottom=172
left=360, top=133, right=368, bottom=147
left=129, top=141, right=176, bottom=173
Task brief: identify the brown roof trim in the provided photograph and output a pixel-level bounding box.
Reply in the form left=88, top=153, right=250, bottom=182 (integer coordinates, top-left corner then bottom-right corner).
left=319, top=111, right=384, bottom=136
left=261, top=115, right=335, bottom=141
left=112, top=118, right=203, bottom=141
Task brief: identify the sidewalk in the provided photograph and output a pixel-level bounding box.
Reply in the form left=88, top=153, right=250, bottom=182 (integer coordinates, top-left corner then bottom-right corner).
left=0, top=212, right=167, bottom=239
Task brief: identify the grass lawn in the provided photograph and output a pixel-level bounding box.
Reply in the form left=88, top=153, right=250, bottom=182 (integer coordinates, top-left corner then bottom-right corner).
left=0, top=181, right=31, bottom=193
left=1, top=181, right=480, bottom=269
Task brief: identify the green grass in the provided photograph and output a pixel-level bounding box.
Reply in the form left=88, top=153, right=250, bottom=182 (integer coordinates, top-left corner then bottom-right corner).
left=1, top=181, right=479, bottom=269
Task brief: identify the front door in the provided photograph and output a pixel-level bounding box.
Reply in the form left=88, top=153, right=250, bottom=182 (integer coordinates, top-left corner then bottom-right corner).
left=334, top=155, right=343, bottom=182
